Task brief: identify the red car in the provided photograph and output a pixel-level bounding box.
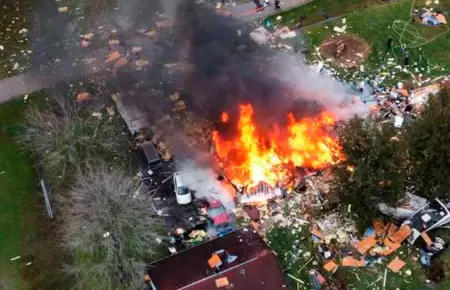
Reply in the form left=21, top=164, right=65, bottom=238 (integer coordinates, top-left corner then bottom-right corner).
left=206, top=199, right=234, bottom=236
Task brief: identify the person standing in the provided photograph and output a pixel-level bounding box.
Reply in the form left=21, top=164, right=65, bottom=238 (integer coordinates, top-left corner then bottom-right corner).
left=404, top=52, right=410, bottom=66
left=253, top=0, right=264, bottom=9
left=275, top=0, right=281, bottom=9
left=387, top=36, right=393, bottom=51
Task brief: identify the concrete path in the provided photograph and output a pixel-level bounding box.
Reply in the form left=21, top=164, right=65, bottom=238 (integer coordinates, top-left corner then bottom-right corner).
left=0, top=0, right=310, bottom=103
left=218, top=0, right=310, bottom=21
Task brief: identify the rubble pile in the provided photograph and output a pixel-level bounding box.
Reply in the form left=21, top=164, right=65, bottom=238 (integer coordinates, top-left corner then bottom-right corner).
left=134, top=91, right=213, bottom=160
left=315, top=213, right=357, bottom=244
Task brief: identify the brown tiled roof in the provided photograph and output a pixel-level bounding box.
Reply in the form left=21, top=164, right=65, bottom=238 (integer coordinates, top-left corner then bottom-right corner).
left=146, top=227, right=288, bottom=290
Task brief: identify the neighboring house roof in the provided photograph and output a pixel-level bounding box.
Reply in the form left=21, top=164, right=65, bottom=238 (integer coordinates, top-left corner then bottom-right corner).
left=146, top=227, right=288, bottom=290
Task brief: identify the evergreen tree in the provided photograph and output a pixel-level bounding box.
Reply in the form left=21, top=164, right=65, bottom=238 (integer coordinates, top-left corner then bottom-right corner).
left=406, top=86, right=450, bottom=200
left=332, top=117, right=408, bottom=229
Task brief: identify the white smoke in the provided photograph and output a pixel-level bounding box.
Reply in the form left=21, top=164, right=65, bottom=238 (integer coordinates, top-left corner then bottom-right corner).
left=176, top=159, right=236, bottom=212
left=270, top=54, right=371, bottom=120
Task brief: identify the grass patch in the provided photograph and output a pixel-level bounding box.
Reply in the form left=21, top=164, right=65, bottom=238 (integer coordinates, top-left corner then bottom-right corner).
left=303, top=0, right=450, bottom=81
left=0, top=94, right=60, bottom=289
left=265, top=0, right=385, bottom=28
left=0, top=131, right=37, bottom=289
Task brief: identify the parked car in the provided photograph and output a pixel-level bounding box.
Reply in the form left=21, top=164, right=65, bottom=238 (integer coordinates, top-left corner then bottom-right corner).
left=137, top=141, right=163, bottom=173
left=205, top=199, right=234, bottom=237
left=173, top=172, right=192, bottom=205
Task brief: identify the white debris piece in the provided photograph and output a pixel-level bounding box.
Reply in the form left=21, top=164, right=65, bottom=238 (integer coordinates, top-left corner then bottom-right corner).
left=249, top=26, right=274, bottom=45
left=276, top=16, right=282, bottom=20
left=10, top=256, right=20, bottom=261
left=0, top=45, right=3, bottom=50
left=58, top=6, right=68, bottom=12
left=12, top=63, right=19, bottom=70
left=92, top=112, right=102, bottom=118
left=394, top=115, right=404, bottom=128
left=315, top=61, right=324, bottom=74
left=333, top=25, right=347, bottom=33
left=103, top=232, right=110, bottom=238
left=279, top=31, right=297, bottom=39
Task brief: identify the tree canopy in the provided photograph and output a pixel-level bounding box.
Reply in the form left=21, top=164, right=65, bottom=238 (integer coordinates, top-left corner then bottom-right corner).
left=332, top=117, right=408, bottom=229
left=405, top=85, right=450, bottom=200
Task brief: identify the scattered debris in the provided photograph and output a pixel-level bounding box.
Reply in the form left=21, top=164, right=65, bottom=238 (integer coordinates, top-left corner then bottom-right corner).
left=106, top=107, right=115, bottom=116
left=57, top=6, right=68, bottom=13
left=76, top=92, right=90, bottom=102
left=319, top=35, right=371, bottom=68
left=105, top=51, right=121, bottom=63
left=249, top=26, right=274, bottom=45
left=92, top=112, right=102, bottom=118
left=387, top=257, right=406, bottom=273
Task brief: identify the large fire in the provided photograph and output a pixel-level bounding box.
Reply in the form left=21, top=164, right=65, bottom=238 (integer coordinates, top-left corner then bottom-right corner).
left=212, top=104, right=344, bottom=188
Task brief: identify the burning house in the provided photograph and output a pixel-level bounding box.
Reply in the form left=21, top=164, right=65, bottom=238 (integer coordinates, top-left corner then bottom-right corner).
left=211, top=103, right=344, bottom=205
left=106, top=2, right=352, bottom=209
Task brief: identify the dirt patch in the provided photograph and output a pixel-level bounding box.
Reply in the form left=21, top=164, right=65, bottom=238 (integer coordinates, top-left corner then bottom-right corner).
left=320, top=34, right=371, bottom=68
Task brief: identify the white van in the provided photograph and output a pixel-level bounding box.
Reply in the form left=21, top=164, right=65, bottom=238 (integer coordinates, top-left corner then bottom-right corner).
left=173, top=172, right=192, bottom=205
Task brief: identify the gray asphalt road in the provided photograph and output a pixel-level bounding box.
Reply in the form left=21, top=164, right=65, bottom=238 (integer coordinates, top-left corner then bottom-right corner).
left=0, top=0, right=309, bottom=103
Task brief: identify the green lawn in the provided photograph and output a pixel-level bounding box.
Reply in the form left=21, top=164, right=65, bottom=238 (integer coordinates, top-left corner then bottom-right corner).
left=0, top=97, right=38, bottom=289
left=267, top=225, right=450, bottom=290
left=0, top=94, right=70, bottom=289
left=0, top=135, right=36, bottom=289
left=265, top=0, right=385, bottom=28
left=303, top=0, right=450, bottom=82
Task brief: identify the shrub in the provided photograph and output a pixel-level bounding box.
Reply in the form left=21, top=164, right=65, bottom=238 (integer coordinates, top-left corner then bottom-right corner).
left=17, top=100, right=130, bottom=183
left=56, top=163, right=163, bottom=290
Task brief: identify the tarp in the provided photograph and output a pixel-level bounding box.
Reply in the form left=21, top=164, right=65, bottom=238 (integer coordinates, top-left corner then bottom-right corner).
left=422, top=16, right=440, bottom=26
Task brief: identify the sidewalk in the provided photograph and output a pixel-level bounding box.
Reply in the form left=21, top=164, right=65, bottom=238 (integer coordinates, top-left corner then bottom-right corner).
left=217, top=0, right=310, bottom=21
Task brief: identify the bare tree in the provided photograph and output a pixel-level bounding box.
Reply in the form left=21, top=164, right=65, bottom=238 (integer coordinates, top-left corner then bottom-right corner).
left=56, top=163, right=162, bottom=290
left=17, top=100, right=130, bottom=184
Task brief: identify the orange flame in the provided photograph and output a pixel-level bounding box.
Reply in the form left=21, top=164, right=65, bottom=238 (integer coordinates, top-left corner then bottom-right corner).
left=220, top=112, right=229, bottom=123
left=212, top=104, right=343, bottom=187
